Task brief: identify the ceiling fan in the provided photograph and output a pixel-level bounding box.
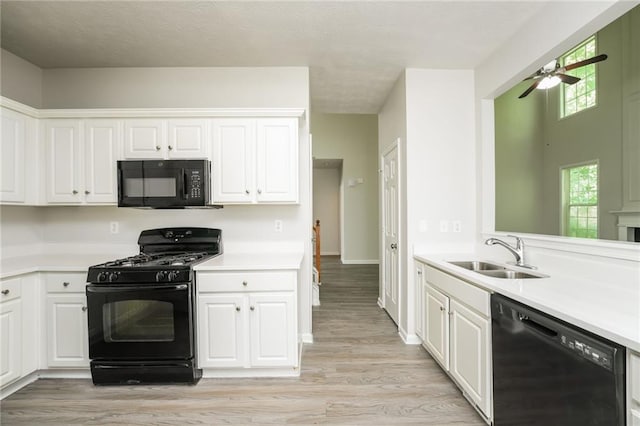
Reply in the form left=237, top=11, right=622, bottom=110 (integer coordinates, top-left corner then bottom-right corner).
left=518, top=53, right=608, bottom=98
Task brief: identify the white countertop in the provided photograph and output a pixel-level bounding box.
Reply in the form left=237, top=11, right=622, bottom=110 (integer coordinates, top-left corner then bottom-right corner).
left=194, top=252, right=303, bottom=271
left=415, top=254, right=640, bottom=352
left=0, top=253, right=127, bottom=279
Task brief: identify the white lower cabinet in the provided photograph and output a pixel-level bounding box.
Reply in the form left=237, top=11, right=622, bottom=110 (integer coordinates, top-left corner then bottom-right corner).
left=0, top=279, right=22, bottom=387
left=630, top=350, right=640, bottom=425
left=44, top=273, right=89, bottom=368
left=419, top=263, right=492, bottom=422
left=197, top=270, right=298, bottom=374
left=414, top=265, right=424, bottom=341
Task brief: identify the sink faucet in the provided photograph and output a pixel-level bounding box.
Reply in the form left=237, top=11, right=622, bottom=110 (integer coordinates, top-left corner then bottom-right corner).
left=485, top=235, right=535, bottom=269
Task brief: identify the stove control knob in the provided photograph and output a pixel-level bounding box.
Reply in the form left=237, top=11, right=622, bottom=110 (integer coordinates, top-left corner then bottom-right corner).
left=97, top=272, right=108, bottom=282
left=167, top=271, right=179, bottom=282
left=155, top=271, right=167, bottom=282
left=108, top=272, right=120, bottom=282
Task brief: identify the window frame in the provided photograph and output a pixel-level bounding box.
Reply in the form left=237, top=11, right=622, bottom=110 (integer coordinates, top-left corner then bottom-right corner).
left=560, top=160, right=600, bottom=239
left=560, top=35, right=599, bottom=119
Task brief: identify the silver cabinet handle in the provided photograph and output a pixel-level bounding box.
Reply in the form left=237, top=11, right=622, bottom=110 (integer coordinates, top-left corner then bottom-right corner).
left=168, top=145, right=173, bottom=150
left=155, top=146, right=161, bottom=151
left=63, top=282, right=70, bottom=287
left=439, top=306, right=445, bottom=312
left=250, top=306, right=255, bottom=311
left=72, top=190, right=78, bottom=195
left=85, top=190, right=90, bottom=195
left=417, top=270, right=422, bottom=275
left=242, top=281, right=248, bottom=286
left=235, top=306, right=241, bottom=312
left=1, top=289, right=9, bottom=295
left=390, top=243, right=397, bottom=249
left=82, top=306, right=88, bottom=312
left=245, top=189, right=250, bottom=194
left=257, top=189, right=262, bottom=194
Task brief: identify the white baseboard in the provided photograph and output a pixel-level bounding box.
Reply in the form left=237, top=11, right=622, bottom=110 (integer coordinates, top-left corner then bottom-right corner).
left=400, top=332, right=422, bottom=345
left=300, top=332, right=314, bottom=344
left=340, top=259, right=379, bottom=265
left=377, top=297, right=384, bottom=308
left=320, top=251, right=340, bottom=256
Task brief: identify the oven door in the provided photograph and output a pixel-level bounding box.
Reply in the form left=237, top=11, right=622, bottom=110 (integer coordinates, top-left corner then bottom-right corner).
left=86, top=283, right=194, bottom=360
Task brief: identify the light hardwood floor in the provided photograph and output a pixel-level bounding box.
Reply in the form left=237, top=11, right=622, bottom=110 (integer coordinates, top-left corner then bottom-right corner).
left=1, top=256, right=485, bottom=425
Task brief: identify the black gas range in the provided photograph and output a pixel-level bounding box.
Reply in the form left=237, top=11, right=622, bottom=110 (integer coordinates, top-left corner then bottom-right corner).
left=86, top=227, right=222, bottom=385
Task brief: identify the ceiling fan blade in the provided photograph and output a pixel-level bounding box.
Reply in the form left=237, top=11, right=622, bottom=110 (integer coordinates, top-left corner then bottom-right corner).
left=519, top=80, right=541, bottom=98
left=556, top=73, right=581, bottom=85
left=564, top=53, right=608, bottom=71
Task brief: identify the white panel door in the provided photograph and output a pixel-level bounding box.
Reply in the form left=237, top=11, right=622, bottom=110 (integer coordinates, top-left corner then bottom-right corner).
left=212, top=119, right=255, bottom=203
left=382, top=142, right=399, bottom=324
left=84, top=119, right=120, bottom=204
left=424, top=284, right=449, bottom=369
left=0, top=108, right=26, bottom=203
left=44, top=119, right=83, bottom=203
left=123, top=119, right=166, bottom=159
left=249, top=293, right=296, bottom=367
left=255, top=118, right=298, bottom=203
left=449, top=298, right=490, bottom=416
left=0, top=299, right=22, bottom=387
left=167, top=119, right=209, bottom=159
left=198, top=294, right=246, bottom=368
left=46, top=294, right=89, bottom=368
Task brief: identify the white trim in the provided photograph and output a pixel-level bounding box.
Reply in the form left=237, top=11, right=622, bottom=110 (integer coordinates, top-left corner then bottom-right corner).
left=340, top=259, right=379, bottom=265
left=320, top=251, right=340, bottom=256
left=0, top=372, right=39, bottom=400
left=201, top=367, right=300, bottom=378
left=299, top=332, right=314, bottom=344
left=399, top=330, right=422, bottom=345
left=0, top=96, right=305, bottom=120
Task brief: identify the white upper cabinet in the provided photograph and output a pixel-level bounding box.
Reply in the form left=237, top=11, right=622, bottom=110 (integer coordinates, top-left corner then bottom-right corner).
left=45, top=119, right=119, bottom=205
left=124, top=118, right=209, bottom=159
left=212, top=117, right=298, bottom=204
left=255, top=118, right=298, bottom=203
left=1, top=108, right=26, bottom=203
left=84, top=119, right=120, bottom=204
left=44, top=119, right=83, bottom=203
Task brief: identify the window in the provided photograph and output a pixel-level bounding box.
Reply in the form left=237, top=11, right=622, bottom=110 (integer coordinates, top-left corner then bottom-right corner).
left=561, top=36, right=598, bottom=117
left=562, top=163, right=598, bottom=239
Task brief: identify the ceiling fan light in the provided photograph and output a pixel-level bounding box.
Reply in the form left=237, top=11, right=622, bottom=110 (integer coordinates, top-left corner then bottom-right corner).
left=537, top=75, right=562, bottom=90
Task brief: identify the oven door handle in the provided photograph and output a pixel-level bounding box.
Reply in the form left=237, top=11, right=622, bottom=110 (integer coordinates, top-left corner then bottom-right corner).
left=87, top=284, right=188, bottom=293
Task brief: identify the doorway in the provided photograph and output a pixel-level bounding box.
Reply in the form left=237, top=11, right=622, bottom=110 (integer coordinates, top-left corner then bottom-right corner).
left=312, top=159, right=342, bottom=256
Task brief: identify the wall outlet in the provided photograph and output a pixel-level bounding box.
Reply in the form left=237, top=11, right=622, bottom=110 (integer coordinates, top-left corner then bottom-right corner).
left=439, top=220, right=449, bottom=233
left=452, top=220, right=462, bottom=233
left=274, top=220, right=283, bottom=232
left=110, top=222, right=119, bottom=234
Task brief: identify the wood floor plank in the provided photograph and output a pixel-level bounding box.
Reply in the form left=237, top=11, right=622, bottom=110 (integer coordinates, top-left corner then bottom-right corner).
left=1, top=255, right=485, bottom=425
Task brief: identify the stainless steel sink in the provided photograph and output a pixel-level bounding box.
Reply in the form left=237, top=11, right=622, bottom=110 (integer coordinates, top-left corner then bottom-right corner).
left=448, top=260, right=546, bottom=279
left=449, top=261, right=505, bottom=271
left=475, top=269, right=544, bottom=279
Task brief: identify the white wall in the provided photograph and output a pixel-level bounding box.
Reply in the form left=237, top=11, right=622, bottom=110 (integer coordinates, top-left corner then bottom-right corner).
left=311, top=113, right=379, bottom=263
left=0, top=49, right=43, bottom=108
left=0, top=206, right=44, bottom=258
left=313, top=167, right=341, bottom=255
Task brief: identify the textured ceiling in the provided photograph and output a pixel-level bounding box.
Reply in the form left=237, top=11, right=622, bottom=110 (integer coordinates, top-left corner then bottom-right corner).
left=1, top=1, right=549, bottom=113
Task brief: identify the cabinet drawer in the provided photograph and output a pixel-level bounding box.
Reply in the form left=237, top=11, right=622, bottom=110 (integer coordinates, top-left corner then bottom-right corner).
left=424, top=266, right=490, bottom=317
left=198, top=271, right=296, bottom=293
left=0, top=277, right=22, bottom=302
left=45, top=272, right=87, bottom=293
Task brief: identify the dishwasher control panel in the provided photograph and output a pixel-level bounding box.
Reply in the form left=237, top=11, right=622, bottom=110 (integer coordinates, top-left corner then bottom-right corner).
left=560, top=334, right=613, bottom=371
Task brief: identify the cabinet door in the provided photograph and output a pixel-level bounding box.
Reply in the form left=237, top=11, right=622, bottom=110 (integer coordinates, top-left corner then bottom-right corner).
left=84, top=119, right=120, bottom=204
left=1, top=108, right=26, bottom=203
left=123, top=119, right=166, bottom=159
left=248, top=292, right=296, bottom=367
left=44, top=119, right=83, bottom=203
left=46, top=294, right=89, bottom=368
left=167, top=119, right=209, bottom=159
left=415, top=265, right=424, bottom=341
left=424, top=283, right=449, bottom=369
left=449, top=299, right=490, bottom=417
left=0, top=299, right=22, bottom=387
left=212, top=119, right=255, bottom=203
left=198, top=294, right=246, bottom=368
left=255, top=118, right=298, bottom=203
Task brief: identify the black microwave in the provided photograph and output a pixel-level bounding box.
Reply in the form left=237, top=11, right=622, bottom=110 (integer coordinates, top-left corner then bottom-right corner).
left=117, top=160, right=213, bottom=208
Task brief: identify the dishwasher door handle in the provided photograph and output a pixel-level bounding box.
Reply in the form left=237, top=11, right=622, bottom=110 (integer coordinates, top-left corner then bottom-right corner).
left=519, top=314, right=558, bottom=338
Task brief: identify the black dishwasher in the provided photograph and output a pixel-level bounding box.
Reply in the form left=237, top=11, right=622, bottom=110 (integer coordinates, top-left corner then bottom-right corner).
left=491, top=294, right=626, bottom=426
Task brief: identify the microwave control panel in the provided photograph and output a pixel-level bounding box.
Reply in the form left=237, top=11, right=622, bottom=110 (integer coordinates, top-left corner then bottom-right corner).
left=187, top=169, right=202, bottom=199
